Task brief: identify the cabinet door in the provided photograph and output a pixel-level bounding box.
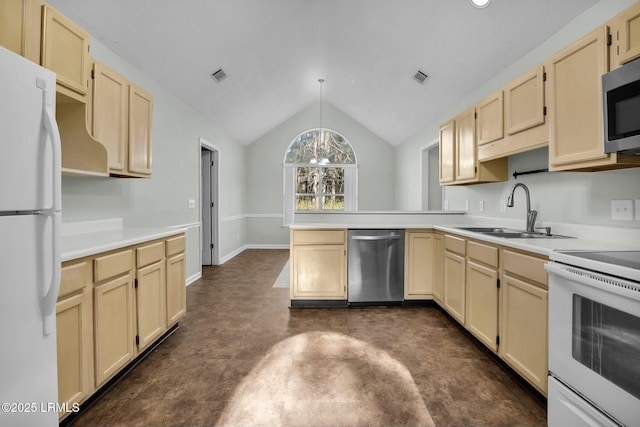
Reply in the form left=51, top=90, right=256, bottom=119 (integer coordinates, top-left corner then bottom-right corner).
left=501, top=274, right=548, bottom=394
left=455, top=107, right=477, bottom=182
left=136, top=261, right=166, bottom=352
left=291, top=244, right=346, bottom=299
left=0, top=0, right=24, bottom=55
left=41, top=4, right=89, bottom=100
left=504, top=65, right=545, bottom=135
left=617, top=2, right=640, bottom=66
left=404, top=232, right=434, bottom=299
left=432, top=234, right=444, bottom=303
left=56, top=291, right=92, bottom=416
left=476, top=90, right=503, bottom=145
left=94, top=274, right=135, bottom=386
left=465, top=260, right=499, bottom=351
left=439, top=120, right=455, bottom=184
left=92, top=62, right=128, bottom=173
left=128, top=85, right=153, bottom=175
left=548, top=26, right=609, bottom=170
left=166, top=253, right=186, bottom=326
left=444, top=251, right=465, bottom=323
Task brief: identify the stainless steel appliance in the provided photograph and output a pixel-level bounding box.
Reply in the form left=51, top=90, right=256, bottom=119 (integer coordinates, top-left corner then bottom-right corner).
left=348, top=229, right=404, bottom=304
left=0, top=46, right=62, bottom=426
left=603, top=58, right=640, bottom=154
left=546, top=250, right=640, bottom=427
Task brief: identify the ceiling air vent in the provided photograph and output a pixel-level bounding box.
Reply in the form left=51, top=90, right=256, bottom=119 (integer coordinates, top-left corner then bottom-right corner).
left=210, top=68, right=227, bottom=83
left=413, top=70, right=429, bottom=84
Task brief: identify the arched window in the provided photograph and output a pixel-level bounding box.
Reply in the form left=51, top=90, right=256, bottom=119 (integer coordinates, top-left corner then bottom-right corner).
left=283, top=129, right=357, bottom=223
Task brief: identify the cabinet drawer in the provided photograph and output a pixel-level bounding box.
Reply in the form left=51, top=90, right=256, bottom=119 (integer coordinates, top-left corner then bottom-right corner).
left=503, top=250, right=548, bottom=289
left=137, top=241, right=164, bottom=268
left=94, top=250, right=133, bottom=283
left=292, top=229, right=345, bottom=245
left=467, top=240, right=498, bottom=268
left=444, top=234, right=466, bottom=256
left=165, top=235, right=185, bottom=257
left=59, top=261, right=88, bottom=299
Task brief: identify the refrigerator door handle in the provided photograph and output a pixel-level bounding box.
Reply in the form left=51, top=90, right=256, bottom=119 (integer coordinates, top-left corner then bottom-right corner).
left=41, top=87, right=62, bottom=335
left=42, top=87, right=62, bottom=212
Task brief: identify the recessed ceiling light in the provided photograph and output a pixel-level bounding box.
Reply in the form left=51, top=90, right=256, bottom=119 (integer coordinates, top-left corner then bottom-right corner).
left=470, top=0, right=491, bottom=8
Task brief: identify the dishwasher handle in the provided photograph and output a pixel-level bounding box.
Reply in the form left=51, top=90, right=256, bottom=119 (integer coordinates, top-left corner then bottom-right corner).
left=351, top=235, right=402, bottom=241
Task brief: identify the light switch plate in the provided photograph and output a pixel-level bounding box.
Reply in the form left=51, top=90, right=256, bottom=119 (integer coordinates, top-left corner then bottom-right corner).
left=479, top=200, right=484, bottom=212
left=444, top=200, right=449, bottom=211
left=464, top=200, right=469, bottom=211
left=500, top=200, right=506, bottom=213
left=611, top=199, right=633, bottom=221
left=188, top=199, right=196, bottom=209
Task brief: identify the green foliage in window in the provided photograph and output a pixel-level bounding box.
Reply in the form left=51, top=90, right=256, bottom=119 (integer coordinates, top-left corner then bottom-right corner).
left=285, top=129, right=356, bottom=164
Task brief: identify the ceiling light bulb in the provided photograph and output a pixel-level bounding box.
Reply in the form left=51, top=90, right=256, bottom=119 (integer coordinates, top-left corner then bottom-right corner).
left=470, top=0, right=491, bottom=8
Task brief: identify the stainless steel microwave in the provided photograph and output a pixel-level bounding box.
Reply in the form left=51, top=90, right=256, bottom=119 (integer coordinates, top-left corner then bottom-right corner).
left=602, top=58, right=640, bottom=154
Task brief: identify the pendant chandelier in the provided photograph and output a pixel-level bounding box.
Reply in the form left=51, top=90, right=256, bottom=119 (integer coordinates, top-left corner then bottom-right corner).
left=311, top=78, right=329, bottom=165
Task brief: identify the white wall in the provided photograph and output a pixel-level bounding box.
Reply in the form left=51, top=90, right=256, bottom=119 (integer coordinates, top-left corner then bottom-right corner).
left=245, top=101, right=396, bottom=246
left=61, top=40, right=247, bottom=274
left=395, top=0, right=640, bottom=230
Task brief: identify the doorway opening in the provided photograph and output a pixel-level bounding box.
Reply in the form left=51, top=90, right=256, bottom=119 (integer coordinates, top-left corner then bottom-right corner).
left=200, top=138, right=219, bottom=266
left=421, top=140, right=442, bottom=211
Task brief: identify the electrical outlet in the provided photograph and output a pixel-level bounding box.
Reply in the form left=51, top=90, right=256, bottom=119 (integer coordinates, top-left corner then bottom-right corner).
left=464, top=200, right=469, bottom=211
left=188, top=199, right=196, bottom=209
left=444, top=200, right=449, bottom=211
left=611, top=199, right=633, bottom=221
left=479, top=200, right=484, bottom=212
left=500, top=200, right=506, bottom=213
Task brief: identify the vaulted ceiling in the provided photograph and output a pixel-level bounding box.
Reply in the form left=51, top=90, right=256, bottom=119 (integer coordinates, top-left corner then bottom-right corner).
left=48, top=0, right=599, bottom=146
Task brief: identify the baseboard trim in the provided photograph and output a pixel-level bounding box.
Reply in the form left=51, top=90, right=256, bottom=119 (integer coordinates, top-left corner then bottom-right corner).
left=219, top=244, right=289, bottom=264
left=186, top=272, right=201, bottom=286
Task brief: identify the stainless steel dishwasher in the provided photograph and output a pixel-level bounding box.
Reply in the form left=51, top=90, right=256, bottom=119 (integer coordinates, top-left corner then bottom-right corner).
left=348, top=229, right=404, bottom=304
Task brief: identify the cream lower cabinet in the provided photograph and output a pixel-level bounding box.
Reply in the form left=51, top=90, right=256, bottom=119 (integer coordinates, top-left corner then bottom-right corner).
left=404, top=231, right=435, bottom=299
left=166, top=235, right=187, bottom=326
left=443, top=234, right=466, bottom=323
left=500, top=249, right=549, bottom=395
left=135, top=242, right=166, bottom=352
left=56, top=260, right=93, bottom=421
left=93, top=249, right=135, bottom=387
left=465, top=240, right=499, bottom=352
left=432, top=233, right=444, bottom=303
left=290, top=229, right=347, bottom=300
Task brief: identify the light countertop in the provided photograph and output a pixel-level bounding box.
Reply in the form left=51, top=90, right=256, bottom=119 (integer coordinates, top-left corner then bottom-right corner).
left=61, top=219, right=188, bottom=262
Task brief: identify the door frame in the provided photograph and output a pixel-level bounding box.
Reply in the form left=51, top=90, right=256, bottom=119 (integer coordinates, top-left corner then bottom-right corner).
left=420, top=137, right=444, bottom=211
left=199, top=137, right=220, bottom=266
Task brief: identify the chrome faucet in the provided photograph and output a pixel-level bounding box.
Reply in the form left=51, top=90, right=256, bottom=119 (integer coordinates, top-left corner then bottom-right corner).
left=506, top=183, right=537, bottom=232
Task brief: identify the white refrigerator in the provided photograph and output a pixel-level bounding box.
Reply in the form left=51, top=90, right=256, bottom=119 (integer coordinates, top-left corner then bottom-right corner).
left=0, top=46, right=62, bottom=427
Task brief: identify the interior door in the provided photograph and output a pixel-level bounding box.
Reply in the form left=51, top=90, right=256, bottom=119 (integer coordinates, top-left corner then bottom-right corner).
left=201, top=149, right=213, bottom=266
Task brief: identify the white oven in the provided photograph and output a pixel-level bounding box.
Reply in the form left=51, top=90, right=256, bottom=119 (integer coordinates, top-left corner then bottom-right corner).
left=546, top=251, right=640, bottom=427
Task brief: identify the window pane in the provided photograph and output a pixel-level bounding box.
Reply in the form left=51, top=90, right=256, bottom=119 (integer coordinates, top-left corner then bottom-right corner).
left=296, top=196, right=319, bottom=211
left=296, top=167, right=318, bottom=194
left=285, top=129, right=355, bottom=164
left=322, top=195, right=344, bottom=210
left=321, top=167, right=344, bottom=195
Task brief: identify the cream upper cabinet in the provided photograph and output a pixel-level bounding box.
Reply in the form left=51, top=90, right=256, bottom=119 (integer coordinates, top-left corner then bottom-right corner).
left=504, top=66, right=545, bottom=136
left=290, top=229, right=347, bottom=300
left=443, top=235, right=466, bottom=323
left=404, top=231, right=435, bottom=299
left=41, top=4, right=90, bottom=102
left=465, top=240, right=499, bottom=352
left=432, top=233, right=444, bottom=303
left=610, top=1, right=640, bottom=69
left=455, top=107, right=478, bottom=182
left=91, top=61, right=153, bottom=177
left=439, top=120, right=455, bottom=185
left=439, top=108, right=507, bottom=186
left=128, top=85, right=153, bottom=176
left=476, top=90, right=503, bottom=146
left=0, top=0, right=45, bottom=65
left=92, top=61, right=128, bottom=173
left=500, top=249, right=548, bottom=395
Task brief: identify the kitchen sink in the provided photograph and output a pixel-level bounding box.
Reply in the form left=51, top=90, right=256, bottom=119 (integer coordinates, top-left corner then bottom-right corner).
left=456, top=227, right=572, bottom=239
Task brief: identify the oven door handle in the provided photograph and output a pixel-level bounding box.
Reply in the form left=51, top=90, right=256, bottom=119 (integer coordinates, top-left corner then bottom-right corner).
left=545, top=262, right=640, bottom=299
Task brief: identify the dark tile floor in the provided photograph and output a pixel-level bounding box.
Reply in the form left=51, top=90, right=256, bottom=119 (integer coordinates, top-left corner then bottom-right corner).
left=70, top=249, right=546, bottom=427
